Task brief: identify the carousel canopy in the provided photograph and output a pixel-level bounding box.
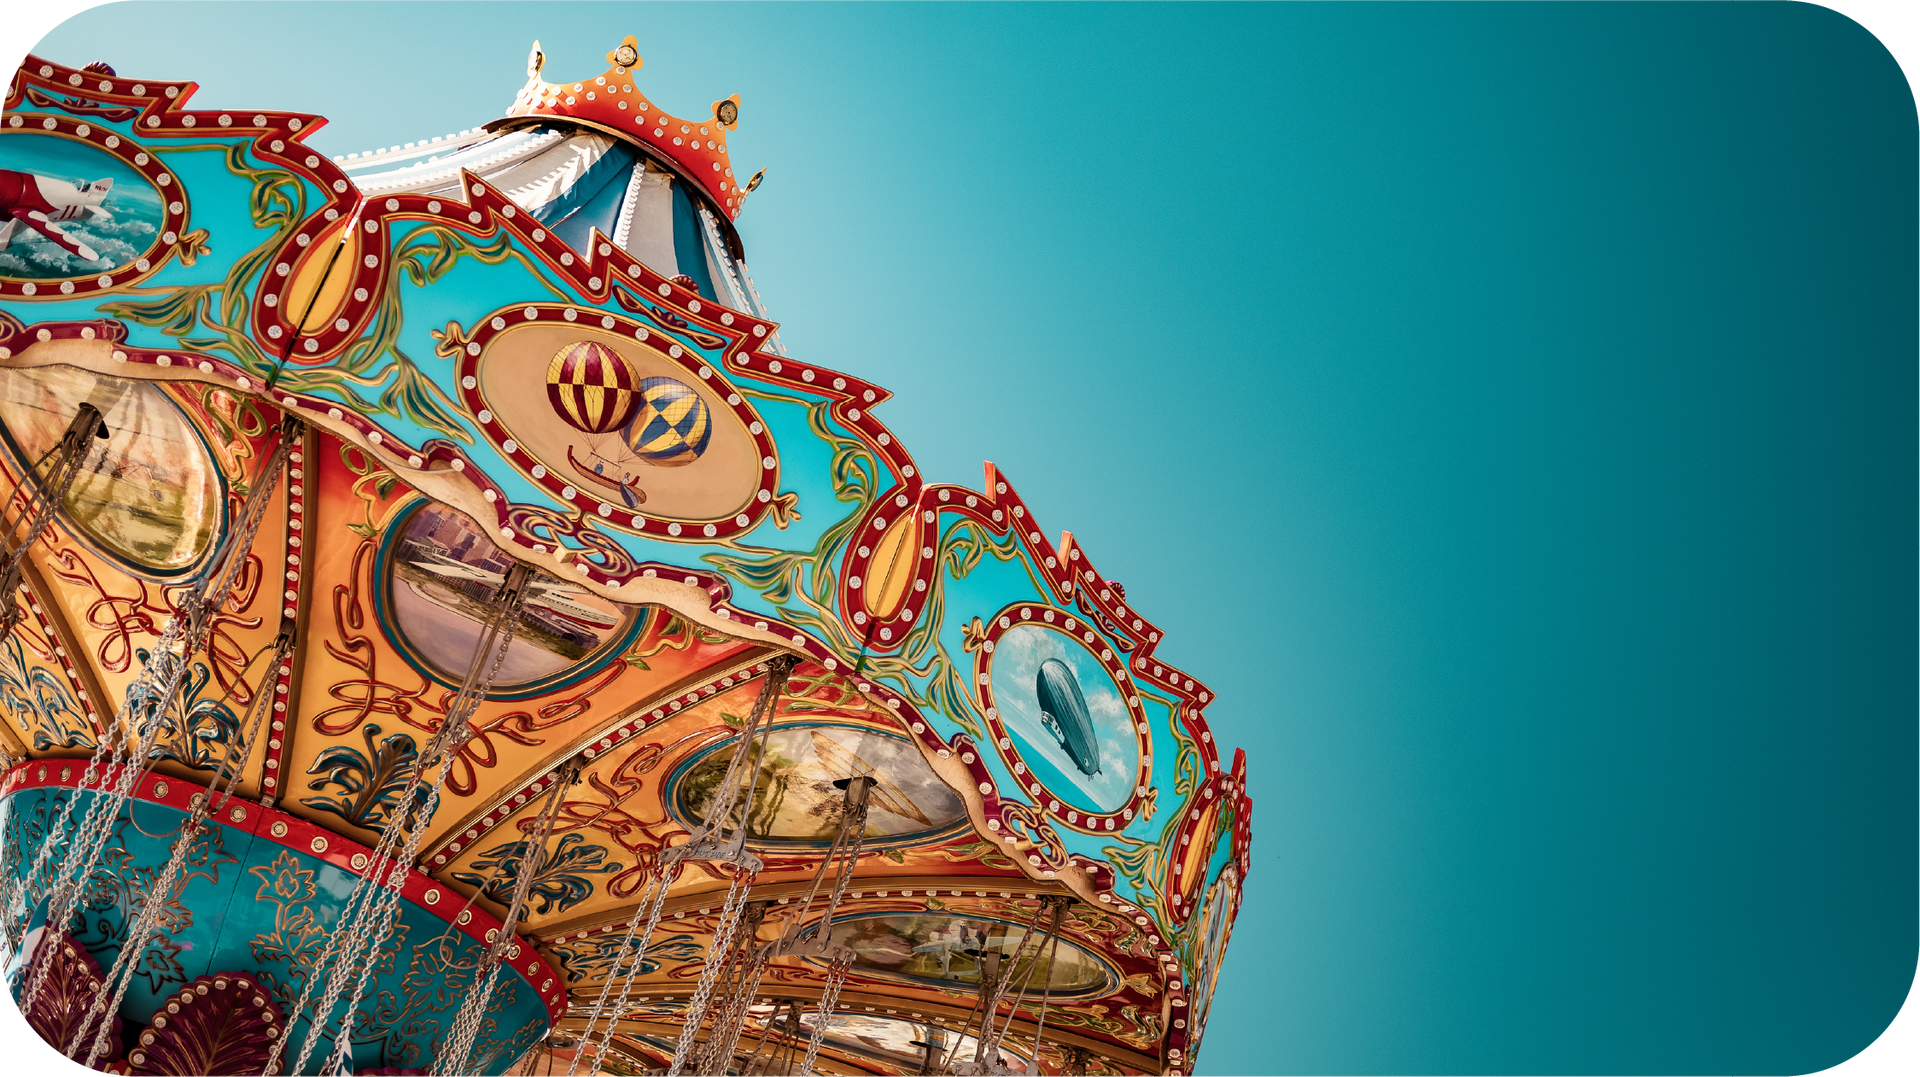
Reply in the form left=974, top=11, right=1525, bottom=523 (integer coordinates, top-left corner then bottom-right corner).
left=0, top=36, right=1249, bottom=1077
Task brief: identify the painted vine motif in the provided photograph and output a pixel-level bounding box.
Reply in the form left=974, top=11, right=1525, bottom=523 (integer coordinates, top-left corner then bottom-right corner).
left=68, top=809, right=238, bottom=995
left=546, top=932, right=704, bottom=985
left=96, top=144, right=478, bottom=445
left=303, top=721, right=423, bottom=832
left=451, top=831, right=621, bottom=920
left=0, top=629, right=94, bottom=750
left=245, top=847, right=411, bottom=1060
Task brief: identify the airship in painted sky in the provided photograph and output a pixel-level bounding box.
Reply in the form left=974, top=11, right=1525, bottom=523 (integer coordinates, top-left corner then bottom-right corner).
left=1036, top=658, right=1102, bottom=776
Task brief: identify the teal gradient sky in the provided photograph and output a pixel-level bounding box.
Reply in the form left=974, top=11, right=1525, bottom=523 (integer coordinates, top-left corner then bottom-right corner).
left=28, top=3, right=1918, bottom=1074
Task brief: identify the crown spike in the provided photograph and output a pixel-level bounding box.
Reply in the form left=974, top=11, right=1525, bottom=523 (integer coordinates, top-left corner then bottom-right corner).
left=503, top=35, right=752, bottom=219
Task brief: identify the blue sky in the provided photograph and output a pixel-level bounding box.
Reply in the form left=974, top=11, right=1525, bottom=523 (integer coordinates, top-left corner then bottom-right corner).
left=22, top=4, right=1920, bottom=1074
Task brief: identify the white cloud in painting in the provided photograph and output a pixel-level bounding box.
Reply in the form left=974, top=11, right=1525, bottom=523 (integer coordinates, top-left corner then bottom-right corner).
left=0, top=212, right=159, bottom=278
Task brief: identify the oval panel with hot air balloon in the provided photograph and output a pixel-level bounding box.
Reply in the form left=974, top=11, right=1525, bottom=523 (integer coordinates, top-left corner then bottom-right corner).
left=979, top=616, right=1145, bottom=816
left=467, top=307, right=769, bottom=531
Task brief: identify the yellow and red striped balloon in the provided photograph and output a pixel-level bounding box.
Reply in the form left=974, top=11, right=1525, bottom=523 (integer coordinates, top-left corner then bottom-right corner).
left=545, top=340, right=641, bottom=434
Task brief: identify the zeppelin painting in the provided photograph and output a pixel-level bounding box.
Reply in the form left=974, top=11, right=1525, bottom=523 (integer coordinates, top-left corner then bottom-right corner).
left=988, top=623, right=1139, bottom=813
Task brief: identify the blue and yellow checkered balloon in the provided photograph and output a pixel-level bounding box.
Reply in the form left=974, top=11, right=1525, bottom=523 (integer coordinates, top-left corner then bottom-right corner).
left=624, top=377, right=713, bottom=467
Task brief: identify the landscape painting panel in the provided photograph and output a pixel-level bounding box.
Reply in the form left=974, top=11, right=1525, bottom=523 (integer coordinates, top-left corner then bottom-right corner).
left=673, top=725, right=968, bottom=844
left=824, top=912, right=1111, bottom=995
left=0, top=364, right=218, bottom=573
left=387, top=501, right=631, bottom=687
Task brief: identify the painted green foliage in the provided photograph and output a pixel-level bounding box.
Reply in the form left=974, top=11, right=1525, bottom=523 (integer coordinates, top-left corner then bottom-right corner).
left=302, top=722, right=427, bottom=833
left=0, top=633, right=94, bottom=751
left=547, top=932, right=704, bottom=985
left=452, top=832, right=622, bottom=920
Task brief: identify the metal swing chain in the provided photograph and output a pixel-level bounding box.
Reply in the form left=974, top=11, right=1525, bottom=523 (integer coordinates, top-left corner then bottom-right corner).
left=15, top=420, right=282, bottom=975
left=734, top=998, right=790, bottom=1076
left=991, top=899, right=1066, bottom=1073
left=72, top=619, right=298, bottom=1067
left=797, top=955, right=852, bottom=1077
left=435, top=756, right=583, bottom=1076
left=572, top=656, right=796, bottom=1077
left=272, top=564, right=531, bottom=1077
left=0, top=402, right=106, bottom=634
left=17, top=414, right=300, bottom=1019
left=1023, top=916, right=1069, bottom=1077
left=702, top=655, right=797, bottom=849
left=956, top=900, right=1052, bottom=1075
left=572, top=869, right=673, bottom=1077
left=689, top=902, right=769, bottom=1074
left=666, top=865, right=757, bottom=1075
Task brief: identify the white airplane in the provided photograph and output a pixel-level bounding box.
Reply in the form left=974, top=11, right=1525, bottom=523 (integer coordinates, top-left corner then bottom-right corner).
left=0, top=171, right=116, bottom=262
left=409, top=551, right=620, bottom=630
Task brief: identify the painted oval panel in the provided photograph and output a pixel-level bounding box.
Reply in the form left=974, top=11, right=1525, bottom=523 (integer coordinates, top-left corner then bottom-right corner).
left=989, top=623, right=1140, bottom=813
left=383, top=501, right=634, bottom=691
left=477, top=322, right=760, bottom=524
left=0, top=133, right=165, bottom=281
left=1187, top=865, right=1240, bottom=1047
left=0, top=364, right=219, bottom=574
left=768, top=1010, right=1027, bottom=1070
left=820, top=912, right=1113, bottom=996
left=672, top=724, right=967, bottom=845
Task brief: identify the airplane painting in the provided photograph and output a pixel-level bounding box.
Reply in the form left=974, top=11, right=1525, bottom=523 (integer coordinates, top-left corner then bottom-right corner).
left=0, top=170, right=116, bottom=263
left=0, top=133, right=167, bottom=279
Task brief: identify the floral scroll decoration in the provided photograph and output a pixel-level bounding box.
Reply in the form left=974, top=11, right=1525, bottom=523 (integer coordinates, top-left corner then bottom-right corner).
left=0, top=630, right=94, bottom=750
left=68, top=811, right=237, bottom=996
left=452, top=832, right=622, bottom=920
left=547, top=932, right=704, bottom=985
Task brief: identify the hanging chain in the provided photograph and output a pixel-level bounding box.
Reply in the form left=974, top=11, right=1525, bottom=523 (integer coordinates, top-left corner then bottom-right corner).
left=17, top=413, right=300, bottom=1021
left=666, top=865, right=756, bottom=1075
left=572, top=656, right=796, bottom=1077
left=572, top=869, right=673, bottom=1077
left=0, top=402, right=106, bottom=635
left=71, top=619, right=298, bottom=1067
left=436, top=756, right=583, bottom=1075
left=1022, top=904, right=1069, bottom=1076
left=688, top=902, right=769, bottom=1074
left=271, top=563, right=531, bottom=1077
left=952, top=897, right=1070, bottom=1076
left=798, top=955, right=852, bottom=1076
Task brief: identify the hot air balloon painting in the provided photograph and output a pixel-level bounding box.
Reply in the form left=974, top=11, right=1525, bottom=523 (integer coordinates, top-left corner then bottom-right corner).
left=989, top=624, right=1140, bottom=813
left=546, top=340, right=642, bottom=434
left=546, top=341, right=712, bottom=508
left=476, top=318, right=765, bottom=527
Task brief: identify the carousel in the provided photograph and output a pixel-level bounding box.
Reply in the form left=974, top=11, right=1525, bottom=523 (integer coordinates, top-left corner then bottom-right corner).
left=0, top=35, right=1250, bottom=1076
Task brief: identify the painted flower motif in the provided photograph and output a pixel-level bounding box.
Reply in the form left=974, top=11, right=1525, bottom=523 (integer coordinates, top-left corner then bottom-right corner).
left=250, top=850, right=314, bottom=905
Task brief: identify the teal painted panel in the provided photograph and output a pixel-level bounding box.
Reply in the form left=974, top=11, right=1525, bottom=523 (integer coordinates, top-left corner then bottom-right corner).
left=0, top=784, right=547, bottom=1074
